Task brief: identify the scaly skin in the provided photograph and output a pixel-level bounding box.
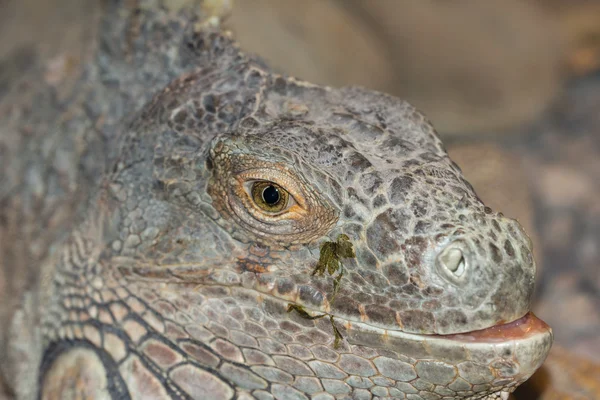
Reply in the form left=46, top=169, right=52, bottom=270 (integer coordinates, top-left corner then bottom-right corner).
left=0, top=1, right=552, bottom=399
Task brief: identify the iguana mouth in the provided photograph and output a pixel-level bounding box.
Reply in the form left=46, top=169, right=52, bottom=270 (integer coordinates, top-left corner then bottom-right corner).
left=123, top=260, right=547, bottom=343
left=307, top=304, right=551, bottom=344
left=430, top=312, right=551, bottom=343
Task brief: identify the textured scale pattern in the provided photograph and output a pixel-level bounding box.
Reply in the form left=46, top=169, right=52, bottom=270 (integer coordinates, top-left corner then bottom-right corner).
left=40, top=280, right=542, bottom=400
left=0, top=1, right=551, bottom=399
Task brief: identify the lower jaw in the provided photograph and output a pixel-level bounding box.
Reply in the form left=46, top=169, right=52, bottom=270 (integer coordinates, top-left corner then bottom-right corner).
left=338, top=312, right=553, bottom=397
left=143, top=278, right=553, bottom=398
left=236, top=281, right=552, bottom=396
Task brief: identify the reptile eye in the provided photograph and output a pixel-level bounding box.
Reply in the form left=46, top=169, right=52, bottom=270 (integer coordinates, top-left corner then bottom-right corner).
left=251, top=181, right=290, bottom=213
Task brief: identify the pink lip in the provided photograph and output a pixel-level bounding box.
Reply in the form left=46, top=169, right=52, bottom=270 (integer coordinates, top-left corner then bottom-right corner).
left=436, top=312, right=551, bottom=343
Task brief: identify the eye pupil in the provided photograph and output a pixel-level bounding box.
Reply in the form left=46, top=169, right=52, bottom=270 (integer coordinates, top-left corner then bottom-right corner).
left=262, top=185, right=280, bottom=205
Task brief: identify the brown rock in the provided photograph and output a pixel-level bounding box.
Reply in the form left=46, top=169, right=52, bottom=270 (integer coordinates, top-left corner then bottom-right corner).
left=541, top=0, right=600, bottom=76
left=536, top=164, right=595, bottom=208
left=228, top=0, right=565, bottom=136
left=226, top=0, right=394, bottom=91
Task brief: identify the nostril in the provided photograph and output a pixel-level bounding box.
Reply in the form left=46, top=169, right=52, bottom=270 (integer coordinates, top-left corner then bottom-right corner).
left=437, top=244, right=467, bottom=280
left=440, top=248, right=464, bottom=273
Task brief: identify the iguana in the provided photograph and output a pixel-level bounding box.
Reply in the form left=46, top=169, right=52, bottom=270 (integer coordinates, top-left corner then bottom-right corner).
left=0, top=1, right=553, bottom=399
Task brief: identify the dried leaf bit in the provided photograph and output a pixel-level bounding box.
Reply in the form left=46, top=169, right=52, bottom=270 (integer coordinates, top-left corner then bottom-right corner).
left=312, top=234, right=355, bottom=302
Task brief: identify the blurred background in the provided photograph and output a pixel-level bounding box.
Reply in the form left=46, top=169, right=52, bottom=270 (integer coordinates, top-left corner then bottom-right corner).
left=0, top=0, right=599, bottom=395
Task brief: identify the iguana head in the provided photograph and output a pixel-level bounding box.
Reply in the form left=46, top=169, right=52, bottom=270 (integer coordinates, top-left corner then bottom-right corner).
left=3, top=3, right=553, bottom=399
left=131, top=71, right=537, bottom=326
left=100, top=30, right=551, bottom=398
left=202, top=85, right=538, bottom=336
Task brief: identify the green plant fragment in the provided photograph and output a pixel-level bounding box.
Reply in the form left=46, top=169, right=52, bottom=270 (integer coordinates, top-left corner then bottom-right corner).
left=330, top=315, right=343, bottom=349
left=299, top=235, right=355, bottom=348
left=312, top=234, right=355, bottom=278
left=287, top=304, right=327, bottom=320
left=330, top=267, right=344, bottom=303
left=336, top=234, right=355, bottom=258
